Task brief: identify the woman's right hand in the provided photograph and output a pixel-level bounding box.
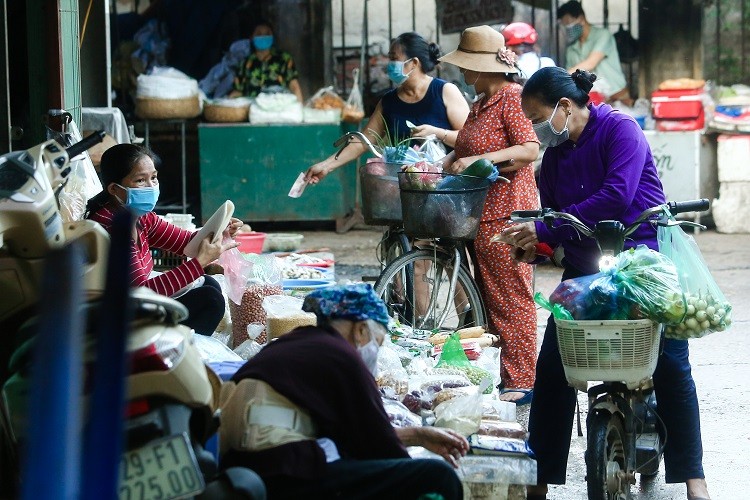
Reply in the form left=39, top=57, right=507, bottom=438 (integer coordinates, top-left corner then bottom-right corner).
left=195, top=234, right=238, bottom=267
left=305, top=161, right=333, bottom=185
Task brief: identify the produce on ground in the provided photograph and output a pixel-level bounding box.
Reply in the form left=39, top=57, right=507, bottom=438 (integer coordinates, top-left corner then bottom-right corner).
left=228, top=283, right=283, bottom=346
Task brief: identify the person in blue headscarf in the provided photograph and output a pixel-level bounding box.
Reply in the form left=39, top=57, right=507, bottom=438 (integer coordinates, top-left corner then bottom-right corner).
left=220, top=284, right=468, bottom=500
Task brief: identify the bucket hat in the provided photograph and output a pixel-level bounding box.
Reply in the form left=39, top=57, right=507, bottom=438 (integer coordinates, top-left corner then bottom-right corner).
left=439, top=25, right=519, bottom=73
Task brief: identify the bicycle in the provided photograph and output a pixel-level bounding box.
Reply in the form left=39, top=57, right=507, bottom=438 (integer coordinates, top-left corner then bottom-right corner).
left=372, top=171, right=507, bottom=332
left=509, top=198, right=709, bottom=500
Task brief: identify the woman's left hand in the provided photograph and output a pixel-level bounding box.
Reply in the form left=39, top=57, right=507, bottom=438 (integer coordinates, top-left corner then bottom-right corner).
left=500, top=221, right=539, bottom=250
left=225, top=217, right=243, bottom=238
left=446, top=156, right=477, bottom=175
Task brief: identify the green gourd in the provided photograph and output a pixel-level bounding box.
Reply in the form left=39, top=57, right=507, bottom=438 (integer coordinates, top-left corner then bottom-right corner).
left=462, top=158, right=494, bottom=178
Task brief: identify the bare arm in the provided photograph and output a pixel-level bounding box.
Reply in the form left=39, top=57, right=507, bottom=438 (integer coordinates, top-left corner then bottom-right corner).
left=568, top=50, right=606, bottom=73
left=447, top=141, right=539, bottom=174
left=410, top=82, right=469, bottom=148
left=288, top=79, right=304, bottom=103
left=305, top=102, right=386, bottom=184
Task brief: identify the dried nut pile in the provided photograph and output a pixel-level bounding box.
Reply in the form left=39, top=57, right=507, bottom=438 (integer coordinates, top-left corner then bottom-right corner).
left=228, top=284, right=283, bottom=347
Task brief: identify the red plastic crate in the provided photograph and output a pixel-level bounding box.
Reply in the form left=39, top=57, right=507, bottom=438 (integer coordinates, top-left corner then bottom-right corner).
left=655, top=113, right=705, bottom=131
left=651, top=88, right=704, bottom=120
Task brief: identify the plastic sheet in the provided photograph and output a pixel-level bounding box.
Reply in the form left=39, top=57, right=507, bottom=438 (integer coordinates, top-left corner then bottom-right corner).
left=192, top=333, right=243, bottom=362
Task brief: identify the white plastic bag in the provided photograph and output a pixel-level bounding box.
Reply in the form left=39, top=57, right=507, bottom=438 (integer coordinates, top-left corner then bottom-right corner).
left=136, top=66, right=200, bottom=99
left=262, top=295, right=317, bottom=341
left=342, top=68, right=365, bottom=124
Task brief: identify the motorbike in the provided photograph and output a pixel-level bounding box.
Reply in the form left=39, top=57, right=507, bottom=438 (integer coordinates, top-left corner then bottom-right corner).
left=509, top=199, right=709, bottom=499
left=0, top=132, right=265, bottom=499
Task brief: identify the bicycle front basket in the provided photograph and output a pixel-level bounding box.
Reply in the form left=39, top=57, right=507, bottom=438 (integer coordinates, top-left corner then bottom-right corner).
left=398, top=172, right=490, bottom=240
left=359, top=160, right=403, bottom=225
left=554, top=318, right=660, bottom=390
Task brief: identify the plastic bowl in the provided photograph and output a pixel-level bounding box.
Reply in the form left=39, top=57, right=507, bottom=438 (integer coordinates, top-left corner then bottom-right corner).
left=264, top=233, right=304, bottom=252
left=235, top=232, right=267, bottom=254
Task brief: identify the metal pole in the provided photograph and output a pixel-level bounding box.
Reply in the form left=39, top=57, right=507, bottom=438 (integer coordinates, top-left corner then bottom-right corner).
left=388, top=0, right=392, bottom=45
left=716, top=0, right=721, bottom=84
left=742, top=0, right=746, bottom=82
left=0, top=0, right=10, bottom=153
left=341, top=0, right=345, bottom=92
left=180, top=120, right=186, bottom=214
left=603, top=0, right=609, bottom=29
left=412, top=0, right=416, bottom=31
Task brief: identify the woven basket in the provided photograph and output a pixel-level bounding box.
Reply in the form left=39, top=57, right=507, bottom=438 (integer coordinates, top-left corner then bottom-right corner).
left=203, top=103, right=250, bottom=123
left=135, top=96, right=201, bottom=120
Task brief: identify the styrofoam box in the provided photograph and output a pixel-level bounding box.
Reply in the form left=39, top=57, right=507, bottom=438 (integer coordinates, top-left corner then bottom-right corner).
left=713, top=181, right=750, bottom=233
left=717, top=135, right=750, bottom=182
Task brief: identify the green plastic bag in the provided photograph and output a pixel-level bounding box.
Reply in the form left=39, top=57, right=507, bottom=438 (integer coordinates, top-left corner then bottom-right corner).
left=435, top=333, right=493, bottom=394
left=534, top=292, right=574, bottom=320
left=658, top=222, right=732, bottom=339
left=435, top=333, right=471, bottom=368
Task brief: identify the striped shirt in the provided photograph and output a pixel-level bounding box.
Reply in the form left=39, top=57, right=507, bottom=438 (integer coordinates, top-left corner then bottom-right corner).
left=88, top=204, right=204, bottom=297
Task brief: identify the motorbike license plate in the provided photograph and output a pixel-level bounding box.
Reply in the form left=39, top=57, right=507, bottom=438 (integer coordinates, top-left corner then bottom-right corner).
left=118, top=433, right=204, bottom=500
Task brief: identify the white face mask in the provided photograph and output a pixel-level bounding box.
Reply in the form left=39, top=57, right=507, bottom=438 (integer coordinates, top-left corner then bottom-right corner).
left=532, top=100, right=570, bottom=147
left=357, top=330, right=380, bottom=377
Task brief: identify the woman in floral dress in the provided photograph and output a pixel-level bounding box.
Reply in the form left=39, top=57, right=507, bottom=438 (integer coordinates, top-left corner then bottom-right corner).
left=440, top=25, right=540, bottom=404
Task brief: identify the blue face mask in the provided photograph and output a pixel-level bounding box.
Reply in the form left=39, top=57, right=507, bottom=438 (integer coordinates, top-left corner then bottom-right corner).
left=116, top=184, right=160, bottom=216
left=386, top=59, right=413, bottom=86
left=253, top=35, right=274, bottom=51
left=565, top=22, right=584, bottom=45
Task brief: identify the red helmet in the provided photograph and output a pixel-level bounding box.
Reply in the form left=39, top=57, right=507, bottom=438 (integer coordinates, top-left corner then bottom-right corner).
left=502, top=22, right=538, bottom=46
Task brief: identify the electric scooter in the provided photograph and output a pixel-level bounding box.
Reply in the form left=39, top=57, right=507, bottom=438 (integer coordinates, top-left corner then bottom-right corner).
left=509, top=199, right=709, bottom=499
left=0, top=133, right=265, bottom=499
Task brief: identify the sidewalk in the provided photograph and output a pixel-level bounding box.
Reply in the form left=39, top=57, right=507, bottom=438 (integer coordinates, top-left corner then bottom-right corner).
left=293, top=227, right=750, bottom=498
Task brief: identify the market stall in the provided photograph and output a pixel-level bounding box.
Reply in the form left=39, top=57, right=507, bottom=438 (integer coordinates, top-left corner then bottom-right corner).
left=199, top=122, right=358, bottom=223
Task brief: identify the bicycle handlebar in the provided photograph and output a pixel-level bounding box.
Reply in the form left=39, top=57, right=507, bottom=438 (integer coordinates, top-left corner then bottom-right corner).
left=510, top=199, right=710, bottom=252
left=65, top=130, right=106, bottom=159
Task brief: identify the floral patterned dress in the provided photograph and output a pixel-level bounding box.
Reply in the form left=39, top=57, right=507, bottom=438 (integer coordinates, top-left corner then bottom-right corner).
left=454, top=83, right=539, bottom=389
left=233, top=48, right=299, bottom=97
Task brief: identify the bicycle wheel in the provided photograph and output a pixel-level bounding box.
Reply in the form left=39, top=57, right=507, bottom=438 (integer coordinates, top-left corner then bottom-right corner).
left=586, top=412, right=630, bottom=500
left=374, top=248, right=485, bottom=332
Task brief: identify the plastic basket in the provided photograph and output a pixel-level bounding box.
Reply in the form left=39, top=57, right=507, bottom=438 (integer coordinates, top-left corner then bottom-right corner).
left=554, top=318, right=660, bottom=390
left=359, top=161, right=403, bottom=225
left=398, top=172, right=490, bottom=240
left=151, top=249, right=187, bottom=271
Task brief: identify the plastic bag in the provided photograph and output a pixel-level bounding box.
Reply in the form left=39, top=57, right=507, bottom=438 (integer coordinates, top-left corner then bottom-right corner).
left=376, top=339, right=410, bottom=397
left=534, top=292, right=573, bottom=320
left=382, top=398, right=423, bottom=428
left=233, top=338, right=264, bottom=360
left=417, top=134, right=448, bottom=162
left=192, top=333, right=243, bottom=362
left=658, top=224, right=732, bottom=339
left=342, top=68, right=365, bottom=124
left=433, top=334, right=494, bottom=393
left=262, top=295, right=317, bottom=341
left=219, top=247, right=256, bottom=305
left=434, top=379, right=490, bottom=436
left=306, top=86, right=345, bottom=110
left=547, top=245, right=685, bottom=324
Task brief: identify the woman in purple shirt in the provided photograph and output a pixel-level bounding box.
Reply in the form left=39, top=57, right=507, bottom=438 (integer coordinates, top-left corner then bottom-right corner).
left=500, top=68, right=711, bottom=500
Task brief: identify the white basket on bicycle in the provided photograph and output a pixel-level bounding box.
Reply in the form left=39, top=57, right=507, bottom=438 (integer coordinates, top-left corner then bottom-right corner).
left=554, top=318, right=660, bottom=391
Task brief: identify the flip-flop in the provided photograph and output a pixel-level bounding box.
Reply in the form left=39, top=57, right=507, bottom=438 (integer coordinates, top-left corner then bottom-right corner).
left=499, top=388, right=533, bottom=406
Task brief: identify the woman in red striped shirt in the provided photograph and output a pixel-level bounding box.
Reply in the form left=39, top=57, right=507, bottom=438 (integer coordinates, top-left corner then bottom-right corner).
left=85, top=144, right=240, bottom=335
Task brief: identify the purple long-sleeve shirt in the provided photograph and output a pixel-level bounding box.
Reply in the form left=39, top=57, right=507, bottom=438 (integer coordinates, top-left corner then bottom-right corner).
left=535, top=104, right=666, bottom=274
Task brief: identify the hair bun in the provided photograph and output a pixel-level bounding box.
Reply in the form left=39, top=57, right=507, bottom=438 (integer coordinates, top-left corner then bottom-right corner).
left=428, top=42, right=442, bottom=63
left=571, top=69, right=596, bottom=94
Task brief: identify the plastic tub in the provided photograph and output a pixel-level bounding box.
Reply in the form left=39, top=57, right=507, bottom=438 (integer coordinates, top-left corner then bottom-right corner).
left=235, top=232, right=267, bottom=254
left=398, top=172, right=490, bottom=240
left=264, top=233, right=304, bottom=252
left=360, top=160, right=404, bottom=225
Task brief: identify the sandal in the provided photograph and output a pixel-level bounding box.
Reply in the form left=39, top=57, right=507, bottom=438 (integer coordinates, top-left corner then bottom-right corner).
left=499, top=388, right=533, bottom=406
